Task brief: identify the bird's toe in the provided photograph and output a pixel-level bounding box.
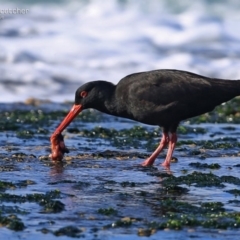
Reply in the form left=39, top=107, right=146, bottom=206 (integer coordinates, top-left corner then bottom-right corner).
left=141, top=159, right=154, bottom=166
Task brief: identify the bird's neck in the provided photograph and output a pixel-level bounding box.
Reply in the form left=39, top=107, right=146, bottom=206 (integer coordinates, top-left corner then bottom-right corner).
left=96, top=83, right=131, bottom=119
left=92, top=82, right=118, bottom=115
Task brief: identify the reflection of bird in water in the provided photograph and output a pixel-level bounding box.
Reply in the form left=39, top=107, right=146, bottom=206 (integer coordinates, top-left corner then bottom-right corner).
left=50, top=161, right=65, bottom=175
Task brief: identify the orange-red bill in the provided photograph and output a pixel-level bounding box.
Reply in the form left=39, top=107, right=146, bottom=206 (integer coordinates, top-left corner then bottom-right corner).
left=53, top=104, right=83, bottom=135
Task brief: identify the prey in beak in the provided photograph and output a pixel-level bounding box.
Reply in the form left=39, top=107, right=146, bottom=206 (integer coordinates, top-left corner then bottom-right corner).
left=50, top=104, right=83, bottom=161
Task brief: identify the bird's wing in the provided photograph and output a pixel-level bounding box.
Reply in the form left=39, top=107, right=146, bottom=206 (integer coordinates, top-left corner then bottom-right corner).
left=127, top=70, right=212, bottom=106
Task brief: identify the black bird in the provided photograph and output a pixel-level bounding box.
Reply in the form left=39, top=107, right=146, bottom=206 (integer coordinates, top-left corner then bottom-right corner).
left=50, top=69, right=240, bottom=168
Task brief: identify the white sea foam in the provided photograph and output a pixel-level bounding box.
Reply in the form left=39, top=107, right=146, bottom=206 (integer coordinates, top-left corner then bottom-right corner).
left=0, top=0, right=240, bottom=102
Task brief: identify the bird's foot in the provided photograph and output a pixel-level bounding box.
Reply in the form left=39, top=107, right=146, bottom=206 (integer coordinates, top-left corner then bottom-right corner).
left=161, top=161, right=170, bottom=168
left=141, top=158, right=155, bottom=166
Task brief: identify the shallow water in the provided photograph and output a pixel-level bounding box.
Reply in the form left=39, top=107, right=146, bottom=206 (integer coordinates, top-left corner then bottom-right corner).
left=0, top=102, right=240, bottom=239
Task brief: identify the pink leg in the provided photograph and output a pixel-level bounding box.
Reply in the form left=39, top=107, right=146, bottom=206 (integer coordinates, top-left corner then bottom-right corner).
left=161, top=133, right=177, bottom=168
left=141, top=132, right=169, bottom=166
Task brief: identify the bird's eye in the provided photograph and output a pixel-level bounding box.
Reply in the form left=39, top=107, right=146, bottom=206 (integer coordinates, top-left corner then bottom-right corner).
left=80, top=91, right=88, bottom=98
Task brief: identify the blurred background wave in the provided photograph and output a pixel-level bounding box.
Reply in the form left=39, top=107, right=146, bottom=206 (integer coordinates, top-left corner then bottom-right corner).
left=0, top=0, right=240, bottom=102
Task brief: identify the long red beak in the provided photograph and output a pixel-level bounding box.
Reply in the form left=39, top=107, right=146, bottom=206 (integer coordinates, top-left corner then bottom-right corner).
left=53, top=104, right=83, bottom=135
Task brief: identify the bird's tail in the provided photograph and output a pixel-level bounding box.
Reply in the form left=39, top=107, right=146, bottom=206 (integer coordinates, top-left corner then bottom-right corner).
left=210, top=78, right=240, bottom=103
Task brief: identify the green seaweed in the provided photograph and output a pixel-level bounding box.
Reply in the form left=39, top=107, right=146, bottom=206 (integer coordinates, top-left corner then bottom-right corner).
left=40, top=200, right=65, bottom=213
left=112, top=218, right=132, bottom=227
left=178, top=125, right=206, bottom=134
left=161, top=171, right=225, bottom=188
left=201, top=202, right=225, bottom=212
left=0, top=214, right=25, bottom=231
left=0, top=190, right=64, bottom=213
left=16, top=130, right=35, bottom=138
left=220, top=176, right=240, bottom=185
left=0, top=181, right=16, bottom=191
left=226, top=189, right=240, bottom=196
left=98, top=207, right=118, bottom=216
left=146, top=201, right=240, bottom=230
left=189, top=162, right=221, bottom=169
left=54, top=226, right=83, bottom=238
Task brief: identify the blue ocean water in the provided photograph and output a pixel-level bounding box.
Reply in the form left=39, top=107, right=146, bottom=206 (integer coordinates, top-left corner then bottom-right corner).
left=0, top=0, right=240, bottom=102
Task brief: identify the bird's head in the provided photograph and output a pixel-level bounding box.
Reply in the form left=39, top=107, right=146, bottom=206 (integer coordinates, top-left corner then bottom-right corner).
left=74, top=81, right=103, bottom=107
left=52, top=81, right=114, bottom=135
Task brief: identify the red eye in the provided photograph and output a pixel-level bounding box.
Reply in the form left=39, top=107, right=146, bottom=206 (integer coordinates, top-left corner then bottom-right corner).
left=80, top=91, right=88, bottom=98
